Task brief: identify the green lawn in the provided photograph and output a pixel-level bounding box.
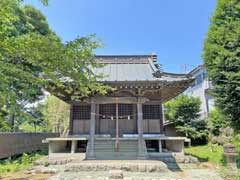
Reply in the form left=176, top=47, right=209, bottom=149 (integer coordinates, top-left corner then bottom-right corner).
left=185, top=144, right=225, bottom=165
left=0, top=151, right=47, bottom=173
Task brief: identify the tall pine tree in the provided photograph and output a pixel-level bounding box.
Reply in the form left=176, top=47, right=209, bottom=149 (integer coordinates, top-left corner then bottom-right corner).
left=203, top=0, right=240, bottom=131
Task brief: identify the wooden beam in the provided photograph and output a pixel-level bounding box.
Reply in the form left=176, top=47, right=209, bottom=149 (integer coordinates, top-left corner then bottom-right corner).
left=69, top=105, right=73, bottom=135
left=85, top=97, right=149, bottom=104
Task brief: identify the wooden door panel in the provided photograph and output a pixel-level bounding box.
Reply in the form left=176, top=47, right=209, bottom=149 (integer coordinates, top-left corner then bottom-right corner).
left=73, top=120, right=90, bottom=134
left=148, top=119, right=160, bottom=133
left=143, top=120, right=149, bottom=133
left=99, top=119, right=115, bottom=136
left=119, top=119, right=136, bottom=135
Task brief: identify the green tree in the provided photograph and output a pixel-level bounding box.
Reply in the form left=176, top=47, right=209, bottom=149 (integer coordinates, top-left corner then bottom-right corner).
left=18, top=105, right=45, bottom=132
left=42, top=95, right=70, bottom=134
left=0, top=0, right=108, bottom=131
left=203, top=0, right=240, bottom=131
left=0, top=0, right=55, bottom=130
left=165, top=95, right=208, bottom=142
left=207, top=109, right=229, bottom=136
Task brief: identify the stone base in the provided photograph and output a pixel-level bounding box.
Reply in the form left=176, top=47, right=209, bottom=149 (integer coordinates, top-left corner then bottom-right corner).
left=64, top=160, right=169, bottom=172
left=137, top=155, right=148, bottom=160
left=86, top=155, right=96, bottom=160
left=109, top=170, right=123, bottom=179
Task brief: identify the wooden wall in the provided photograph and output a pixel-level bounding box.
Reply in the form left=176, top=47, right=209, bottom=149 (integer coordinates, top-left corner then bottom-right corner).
left=71, top=100, right=164, bottom=135
left=73, top=119, right=90, bottom=134
left=143, top=119, right=161, bottom=133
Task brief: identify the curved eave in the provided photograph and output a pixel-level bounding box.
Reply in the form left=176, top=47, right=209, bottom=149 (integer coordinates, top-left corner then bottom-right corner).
left=161, top=71, right=191, bottom=78
left=97, top=78, right=194, bottom=86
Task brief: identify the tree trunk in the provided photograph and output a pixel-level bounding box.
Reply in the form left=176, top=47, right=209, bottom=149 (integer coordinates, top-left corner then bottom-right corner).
left=9, top=113, right=15, bottom=132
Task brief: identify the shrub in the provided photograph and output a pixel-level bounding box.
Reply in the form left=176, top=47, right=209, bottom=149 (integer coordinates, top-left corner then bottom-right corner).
left=207, top=109, right=229, bottom=136
left=165, top=95, right=208, bottom=144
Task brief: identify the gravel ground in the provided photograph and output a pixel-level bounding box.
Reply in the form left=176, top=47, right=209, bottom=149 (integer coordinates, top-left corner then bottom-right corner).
left=49, top=169, right=223, bottom=180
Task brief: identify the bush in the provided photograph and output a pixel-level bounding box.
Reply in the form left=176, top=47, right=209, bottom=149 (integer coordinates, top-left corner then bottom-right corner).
left=44, top=161, right=50, bottom=167
left=185, top=144, right=224, bottom=165
left=207, top=109, right=229, bottom=136
left=211, top=136, right=231, bottom=145
left=21, top=153, right=31, bottom=165
left=165, top=95, right=208, bottom=144
left=0, top=150, right=47, bottom=173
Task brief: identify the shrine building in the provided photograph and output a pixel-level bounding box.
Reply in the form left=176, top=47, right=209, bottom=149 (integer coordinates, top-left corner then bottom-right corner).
left=46, top=54, right=193, bottom=160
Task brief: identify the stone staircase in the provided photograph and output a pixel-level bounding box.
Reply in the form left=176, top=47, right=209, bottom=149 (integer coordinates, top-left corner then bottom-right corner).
left=93, top=139, right=139, bottom=160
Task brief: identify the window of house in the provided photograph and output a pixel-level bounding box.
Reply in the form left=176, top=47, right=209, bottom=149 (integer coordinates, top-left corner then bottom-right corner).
left=119, top=104, right=133, bottom=119
left=99, top=104, right=133, bottom=119
left=195, top=74, right=203, bottom=85
left=72, top=105, right=91, bottom=120
left=99, top=104, right=116, bottom=119
left=203, top=71, right=208, bottom=79
left=190, top=73, right=203, bottom=88
left=143, top=104, right=161, bottom=119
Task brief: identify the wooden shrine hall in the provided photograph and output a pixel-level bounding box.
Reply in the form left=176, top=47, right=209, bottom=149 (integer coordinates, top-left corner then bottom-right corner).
left=46, top=54, right=193, bottom=160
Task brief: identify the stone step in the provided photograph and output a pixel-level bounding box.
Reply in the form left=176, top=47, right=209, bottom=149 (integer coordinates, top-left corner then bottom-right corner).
left=95, top=148, right=138, bottom=152
left=95, top=144, right=138, bottom=146
left=95, top=152, right=138, bottom=160
left=94, top=145, right=138, bottom=148
left=64, top=161, right=169, bottom=172
left=95, top=149, right=138, bottom=152
left=94, top=143, right=138, bottom=145
left=90, top=139, right=143, bottom=160
left=94, top=141, right=138, bottom=145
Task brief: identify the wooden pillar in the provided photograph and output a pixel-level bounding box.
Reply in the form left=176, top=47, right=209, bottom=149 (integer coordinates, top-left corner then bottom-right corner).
left=115, top=102, right=120, bottom=151
left=87, top=98, right=96, bottom=159
left=95, top=104, right=100, bottom=134
left=160, top=103, right=164, bottom=134
left=137, top=98, right=146, bottom=159
left=133, top=104, right=137, bottom=133
left=71, top=140, right=77, bottom=153
left=69, top=105, right=73, bottom=135
left=159, top=140, right=162, bottom=153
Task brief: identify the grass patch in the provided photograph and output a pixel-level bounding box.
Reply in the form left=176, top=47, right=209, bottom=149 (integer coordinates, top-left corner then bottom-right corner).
left=0, top=150, right=47, bottom=174
left=185, top=144, right=225, bottom=165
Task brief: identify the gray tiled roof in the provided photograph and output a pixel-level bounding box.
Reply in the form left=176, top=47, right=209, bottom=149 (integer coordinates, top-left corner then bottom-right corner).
left=93, top=55, right=190, bottom=82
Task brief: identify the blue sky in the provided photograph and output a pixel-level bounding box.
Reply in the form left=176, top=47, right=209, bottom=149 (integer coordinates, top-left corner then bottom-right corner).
left=24, top=0, right=216, bottom=73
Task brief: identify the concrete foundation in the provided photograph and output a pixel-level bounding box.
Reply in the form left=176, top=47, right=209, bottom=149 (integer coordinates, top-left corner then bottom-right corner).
left=46, top=136, right=186, bottom=159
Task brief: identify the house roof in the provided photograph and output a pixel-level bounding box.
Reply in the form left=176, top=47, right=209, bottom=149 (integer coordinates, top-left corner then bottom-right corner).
left=93, top=55, right=191, bottom=83
left=53, top=54, right=195, bottom=102
left=188, top=64, right=205, bottom=76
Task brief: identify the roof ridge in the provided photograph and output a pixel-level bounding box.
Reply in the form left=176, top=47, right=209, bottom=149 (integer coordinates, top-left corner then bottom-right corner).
left=95, top=55, right=151, bottom=64
left=95, top=54, right=152, bottom=57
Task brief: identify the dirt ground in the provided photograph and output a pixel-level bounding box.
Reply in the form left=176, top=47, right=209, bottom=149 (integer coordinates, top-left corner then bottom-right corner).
left=0, top=172, right=53, bottom=180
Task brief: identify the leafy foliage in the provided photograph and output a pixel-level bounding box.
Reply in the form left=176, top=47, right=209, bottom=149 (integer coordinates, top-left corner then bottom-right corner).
left=185, top=144, right=224, bottom=165
left=19, top=105, right=45, bottom=132
left=42, top=95, right=70, bottom=134
left=165, top=95, right=208, bottom=143
left=203, top=0, right=240, bottom=131
left=0, top=117, right=10, bottom=131
left=207, top=109, right=229, bottom=136
left=0, top=0, right=109, bottom=131
left=0, top=151, right=47, bottom=173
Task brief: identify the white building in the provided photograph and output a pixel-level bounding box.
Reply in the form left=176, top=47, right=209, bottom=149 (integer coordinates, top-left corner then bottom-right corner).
left=184, top=65, right=215, bottom=119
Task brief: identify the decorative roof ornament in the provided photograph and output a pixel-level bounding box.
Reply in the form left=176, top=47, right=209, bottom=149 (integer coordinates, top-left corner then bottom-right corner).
left=152, top=69, right=162, bottom=78
left=149, top=54, right=163, bottom=78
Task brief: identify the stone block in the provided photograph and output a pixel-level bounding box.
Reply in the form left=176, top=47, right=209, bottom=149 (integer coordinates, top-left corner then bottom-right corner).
left=129, top=164, right=138, bottom=172
left=138, top=165, right=146, bottom=172
left=109, top=170, right=124, bottom=179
